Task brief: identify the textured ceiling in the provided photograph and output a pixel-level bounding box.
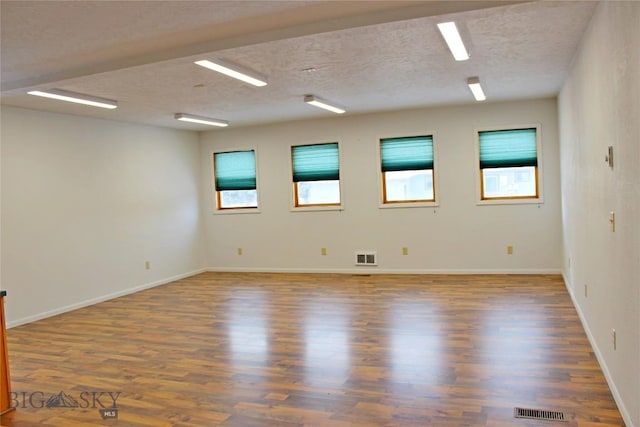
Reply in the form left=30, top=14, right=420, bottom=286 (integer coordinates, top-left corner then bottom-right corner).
left=0, top=1, right=597, bottom=130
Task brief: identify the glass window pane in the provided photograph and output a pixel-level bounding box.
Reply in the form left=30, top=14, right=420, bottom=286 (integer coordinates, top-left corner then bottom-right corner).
left=296, top=180, right=340, bottom=205
left=384, top=170, right=434, bottom=202
left=219, top=190, right=258, bottom=209
left=481, top=166, right=536, bottom=198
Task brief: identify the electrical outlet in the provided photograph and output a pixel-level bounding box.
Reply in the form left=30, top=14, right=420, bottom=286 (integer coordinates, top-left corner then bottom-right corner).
left=613, top=329, right=617, bottom=351
left=402, top=247, right=409, bottom=256
left=507, top=245, right=513, bottom=255
left=237, top=247, right=243, bottom=256
left=145, top=261, right=150, bottom=270
left=321, top=247, right=327, bottom=256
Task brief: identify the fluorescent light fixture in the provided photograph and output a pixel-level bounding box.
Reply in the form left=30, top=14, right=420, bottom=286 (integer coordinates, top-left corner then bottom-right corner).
left=27, top=89, right=118, bottom=109
left=304, top=95, right=345, bottom=114
left=437, top=21, right=469, bottom=61
left=467, top=77, right=486, bottom=101
left=174, top=113, right=228, bottom=127
left=195, top=59, right=267, bottom=87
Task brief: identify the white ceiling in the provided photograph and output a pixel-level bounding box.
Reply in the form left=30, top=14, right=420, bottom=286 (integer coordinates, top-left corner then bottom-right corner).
left=0, top=1, right=597, bottom=131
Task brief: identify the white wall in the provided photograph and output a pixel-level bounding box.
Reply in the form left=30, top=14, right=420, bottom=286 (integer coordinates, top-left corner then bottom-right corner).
left=200, top=98, right=561, bottom=274
left=558, top=2, right=640, bottom=426
left=1, top=106, right=205, bottom=327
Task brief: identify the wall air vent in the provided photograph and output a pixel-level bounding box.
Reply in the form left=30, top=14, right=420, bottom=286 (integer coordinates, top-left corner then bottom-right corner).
left=355, top=251, right=377, bottom=266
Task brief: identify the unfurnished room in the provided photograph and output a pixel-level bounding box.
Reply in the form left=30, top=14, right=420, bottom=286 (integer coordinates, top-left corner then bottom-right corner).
left=0, top=1, right=638, bottom=426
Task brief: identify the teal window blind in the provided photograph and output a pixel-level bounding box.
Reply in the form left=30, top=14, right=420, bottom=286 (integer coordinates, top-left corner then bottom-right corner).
left=214, top=150, right=256, bottom=191
left=380, top=136, right=434, bottom=172
left=292, top=143, right=340, bottom=182
left=479, top=128, right=538, bottom=169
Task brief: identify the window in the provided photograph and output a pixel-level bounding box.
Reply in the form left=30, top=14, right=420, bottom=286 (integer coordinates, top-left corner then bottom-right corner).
left=291, top=143, right=340, bottom=207
left=380, top=135, right=435, bottom=204
left=478, top=127, right=540, bottom=200
left=213, top=150, right=258, bottom=209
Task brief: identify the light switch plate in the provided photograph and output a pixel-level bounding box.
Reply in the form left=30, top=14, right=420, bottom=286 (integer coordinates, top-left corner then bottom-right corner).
left=606, top=146, right=614, bottom=169
left=609, top=211, right=616, bottom=232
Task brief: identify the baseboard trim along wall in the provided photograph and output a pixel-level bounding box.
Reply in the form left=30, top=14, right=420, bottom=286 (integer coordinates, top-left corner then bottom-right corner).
left=562, top=273, right=634, bottom=427
left=207, top=267, right=563, bottom=275
left=6, top=268, right=208, bottom=329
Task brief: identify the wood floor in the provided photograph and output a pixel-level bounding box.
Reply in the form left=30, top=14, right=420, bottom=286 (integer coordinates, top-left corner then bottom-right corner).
left=1, top=272, right=624, bottom=427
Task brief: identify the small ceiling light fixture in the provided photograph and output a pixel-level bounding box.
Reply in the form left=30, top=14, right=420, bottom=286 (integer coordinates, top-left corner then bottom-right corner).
left=194, top=59, right=267, bottom=87
left=27, top=89, right=118, bottom=109
left=437, top=21, right=470, bottom=61
left=304, top=95, right=345, bottom=114
left=467, top=77, right=486, bottom=101
left=175, top=113, right=229, bottom=127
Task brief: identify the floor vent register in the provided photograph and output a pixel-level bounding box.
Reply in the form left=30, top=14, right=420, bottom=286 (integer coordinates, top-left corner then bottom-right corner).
left=514, top=407, right=568, bottom=422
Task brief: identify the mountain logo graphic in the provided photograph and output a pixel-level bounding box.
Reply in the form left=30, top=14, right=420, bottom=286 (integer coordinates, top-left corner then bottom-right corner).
left=46, top=391, right=80, bottom=408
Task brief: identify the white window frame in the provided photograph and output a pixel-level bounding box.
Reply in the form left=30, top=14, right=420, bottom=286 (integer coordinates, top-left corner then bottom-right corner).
left=474, top=124, right=543, bottom=205
left=211, top=147, right=261, bottom=215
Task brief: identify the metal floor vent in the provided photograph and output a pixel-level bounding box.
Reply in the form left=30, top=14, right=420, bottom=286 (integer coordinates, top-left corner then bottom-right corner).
left=514, top=407, right=568, bottom=422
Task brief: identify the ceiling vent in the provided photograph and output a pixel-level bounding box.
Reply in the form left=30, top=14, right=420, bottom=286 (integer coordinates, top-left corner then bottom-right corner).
left=355, top=251, right=377, bottom=266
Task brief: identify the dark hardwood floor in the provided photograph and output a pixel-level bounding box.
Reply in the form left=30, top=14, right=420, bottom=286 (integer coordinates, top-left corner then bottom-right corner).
left=0, top=272, right=625, bottom=426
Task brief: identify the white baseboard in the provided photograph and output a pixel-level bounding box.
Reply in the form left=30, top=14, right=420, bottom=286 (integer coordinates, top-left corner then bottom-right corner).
left=206, top=266, right=562, bottom=275
left=562, top=272, right=635, bottom=427
left=6, top=268, right=207, bottom=329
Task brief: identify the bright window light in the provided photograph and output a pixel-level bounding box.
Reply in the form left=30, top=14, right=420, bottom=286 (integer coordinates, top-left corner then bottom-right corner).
left=384, top=170, right=434, bottom=202
left=482, top=167, right=537, bottom=198
left=295, top=180, right=341, bottom=205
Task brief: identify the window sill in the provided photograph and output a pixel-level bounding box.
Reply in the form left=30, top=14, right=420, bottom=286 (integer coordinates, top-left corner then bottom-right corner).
left=290, top=205, right=343, bottom=213
left=477, top=197, right=543, bottom=206
left=379, top=201, right=439, bottom=209
left=213, top=208, right=261, bottom=215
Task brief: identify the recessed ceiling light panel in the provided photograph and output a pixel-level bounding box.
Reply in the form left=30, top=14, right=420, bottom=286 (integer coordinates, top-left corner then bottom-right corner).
left=437, top=21, right=470, bottom=61
left=27, top=89, right=118, bottom=109
left=304, top=95, right=345, bottom=114
left=467, top=77, right=486, bottom=101
left=175, top=113, right=229, bottom=127
left=195, top=59, right=267, bottom=87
